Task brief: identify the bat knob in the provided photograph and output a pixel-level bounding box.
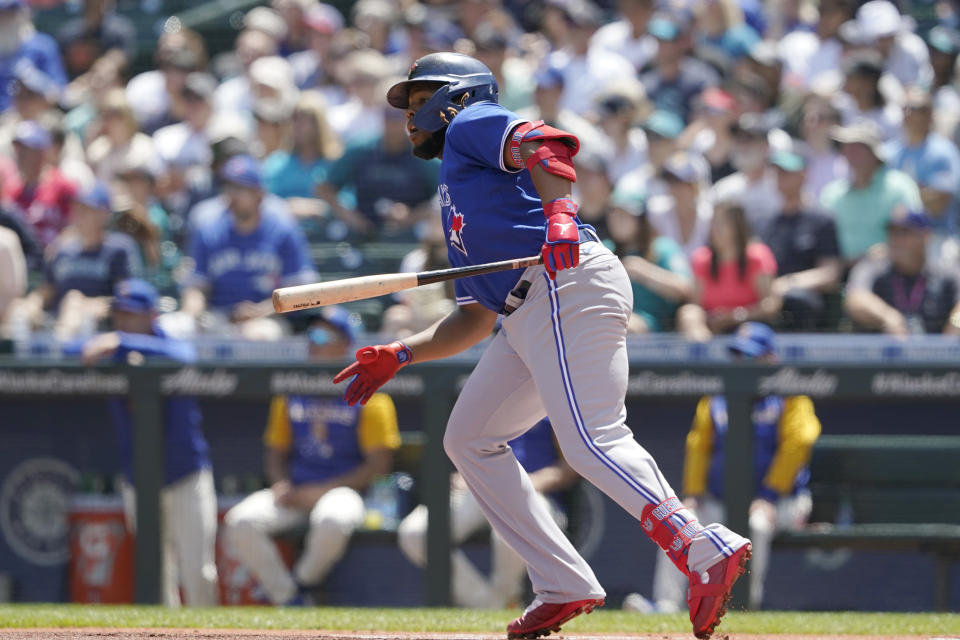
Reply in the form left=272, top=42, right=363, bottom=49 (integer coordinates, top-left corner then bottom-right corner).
left=357, top=347, right=378, bottom=364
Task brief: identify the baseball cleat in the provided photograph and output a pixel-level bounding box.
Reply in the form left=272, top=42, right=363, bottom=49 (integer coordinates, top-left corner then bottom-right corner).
left=687, top=542, right=752, bottom=639
left=506, top=597, right=604, bottom=639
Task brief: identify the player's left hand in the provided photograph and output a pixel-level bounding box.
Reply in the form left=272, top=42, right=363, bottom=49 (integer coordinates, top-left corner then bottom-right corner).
left=542, top=212, right=579, bottom=280
left=333, top=341, right=413, bottom=406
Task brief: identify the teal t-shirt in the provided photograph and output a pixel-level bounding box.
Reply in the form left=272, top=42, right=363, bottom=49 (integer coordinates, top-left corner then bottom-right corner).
left=631, top=236, right=691, bottom=332
left=262, top=151, right=330, bottom=199
left=820, top=166, right=922, bottom=259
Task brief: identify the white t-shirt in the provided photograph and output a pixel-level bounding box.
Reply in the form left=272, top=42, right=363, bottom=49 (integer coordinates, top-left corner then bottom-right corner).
left=551, top=48, right=636, bottom=117
left=589, top=19, right=657, bottom=72
left=711, top=169, right=783, bottom=235
left=646, top=194, right=714, bottom=257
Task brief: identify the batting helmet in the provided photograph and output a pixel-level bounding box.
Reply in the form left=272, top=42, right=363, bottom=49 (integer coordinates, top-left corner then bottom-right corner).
left=386, top=52, right=499, bottom=133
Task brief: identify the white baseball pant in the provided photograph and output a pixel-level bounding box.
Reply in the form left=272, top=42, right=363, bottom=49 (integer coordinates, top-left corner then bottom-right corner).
left=223, top=486, right=365, bottom=604
left=397, top=485, right=567, bottom=608
left=443, top=242, right=749, bottom=603
left=652, top=492, right=812, bottom=610
left=121, top=468, right=219, bottom=606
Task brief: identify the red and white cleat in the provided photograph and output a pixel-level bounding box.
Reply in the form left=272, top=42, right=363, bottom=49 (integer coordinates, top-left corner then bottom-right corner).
left=687, top=542, right=752, bottom=639
left=506, top=597, right=605, bottom=639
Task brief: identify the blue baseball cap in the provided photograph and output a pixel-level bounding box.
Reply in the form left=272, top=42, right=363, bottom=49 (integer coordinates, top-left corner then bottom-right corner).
left=75, top=181, right=112, bottom=211
left=648, top=14, right=681, bottom=41
left=113, top=279, right=158, bottom=314
left=887, top=205, right=932, bottom=231
left=221, top=154, right=263, bottom=190
left=729, top=322, right=776, bottom=358
left=642, top=110, right=684, bottom=140
left=307, top=306, right=358, bottom=346
left=13, top=120, right=51, bottom=150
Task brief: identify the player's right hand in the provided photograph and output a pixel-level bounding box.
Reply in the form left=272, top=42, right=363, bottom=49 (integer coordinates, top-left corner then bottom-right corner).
left=333, top=341, right=413, bottom=406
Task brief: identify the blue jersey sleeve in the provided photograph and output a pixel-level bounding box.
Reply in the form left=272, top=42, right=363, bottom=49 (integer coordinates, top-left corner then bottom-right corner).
left=445, top=103, right=528, bottom=173
left=454, top=278, right=478, bottom=306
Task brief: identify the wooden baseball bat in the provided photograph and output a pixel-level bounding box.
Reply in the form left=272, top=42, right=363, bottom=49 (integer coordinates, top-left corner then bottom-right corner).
left=273, top=255, right=543, bottom=313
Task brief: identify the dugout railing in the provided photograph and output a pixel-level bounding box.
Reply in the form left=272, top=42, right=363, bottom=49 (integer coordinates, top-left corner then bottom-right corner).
left=2, top=359, right=960, bottom=607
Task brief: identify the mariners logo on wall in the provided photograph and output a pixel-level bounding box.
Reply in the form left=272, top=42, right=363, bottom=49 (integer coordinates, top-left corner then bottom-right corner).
left=449, top=209, right=467, bottom=256
left=0, top=458, right=80, bottom=565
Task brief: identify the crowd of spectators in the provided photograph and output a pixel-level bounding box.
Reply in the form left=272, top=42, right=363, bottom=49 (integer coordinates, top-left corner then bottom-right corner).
left=0, top=0, right=959, bottom=343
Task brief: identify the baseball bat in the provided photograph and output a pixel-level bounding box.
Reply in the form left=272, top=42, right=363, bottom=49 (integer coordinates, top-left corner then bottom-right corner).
left=272, top=255, right=543, bottom=313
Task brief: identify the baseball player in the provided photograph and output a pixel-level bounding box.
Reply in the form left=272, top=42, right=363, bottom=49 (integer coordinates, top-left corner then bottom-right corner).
left=332, top=52, right=752, bottom=640
left=639, top=322, right=820, bottom=611
left=398, top=417, right=577, bottom=609
left=80, top=278, right=218, bottom=607
left=223, top=307, right=400, bottom=605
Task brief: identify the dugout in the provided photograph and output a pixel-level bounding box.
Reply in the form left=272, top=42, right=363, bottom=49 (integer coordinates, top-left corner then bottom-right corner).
left=2, top=336, right=960, bottom=610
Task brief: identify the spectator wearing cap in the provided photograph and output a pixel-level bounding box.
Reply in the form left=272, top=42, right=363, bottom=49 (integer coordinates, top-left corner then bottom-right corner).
left=886, top=87, right=960, bottom=252
left=153, top=72, right=218, bottom=213
left=645, top=151, right=714, bottom=258
left=711, top=113, right=783, bottom=235
left=589, top=0, right=657, bottom=73
left=546, top=0, right=635, bottom=117
left=681, top=200, right=778, bottom=337
left=80, top=278, right=218, bottom=607
left=125, top=29, right=207, bottom=135
left=837, top=51, right=903, bottom=143
left=821, top=121, right=922, bottom=261
left=612, top=110, right=685, bottom=204
left=605, top=181, right=695, bottom=335
left=8, top=181, right=140, bottom=340
left=6, top=120, right=78, bottom=248
left=591, top=79, right=651, bottom=184
left=262, top=90, right=343, bottom=220
left=288, top=3, right=344, bottom=93
left=838, top=0, right=933, bottom=91
left=317, top=82, right=439, bottom=239
left=799, top=93, right=849, bottom=202
left=517, top=61, right=602, bottom=158
left=223, top=304, right=400, bottom=606
left=925, top=26, right=960, bottom=140
left=762, top=151, right=843, bottom=331
left=683, top=87, right=739, bottom=183
left=471, top=24, right=534, bottom=114
left=845, top=206, right=960, bottom=335
left=182, top=155, right=317, bottom=340
left=214, top=28, right=280, bottom=116
left=777, top=0, right=855, bottom=90
left=86, top=88, right=159, bottom=184
left=631, top=321, right=820, bottom=613
left=638, top=12, right=720, bottom=123
left=0, top=0, right=67, bottom=113
left=55, top=0, right=136, bottom=81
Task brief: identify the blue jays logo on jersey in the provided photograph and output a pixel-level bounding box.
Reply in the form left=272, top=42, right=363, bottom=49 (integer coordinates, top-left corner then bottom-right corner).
left=449, top=209, right=468, bottom=256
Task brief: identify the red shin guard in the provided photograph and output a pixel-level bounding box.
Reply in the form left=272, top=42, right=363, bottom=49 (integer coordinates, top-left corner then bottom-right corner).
left=641, top=497, right=703, bottom=576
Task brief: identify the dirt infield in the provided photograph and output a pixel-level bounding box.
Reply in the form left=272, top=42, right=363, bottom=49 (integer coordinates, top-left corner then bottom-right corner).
left=0, top=630, right=952, bottom=640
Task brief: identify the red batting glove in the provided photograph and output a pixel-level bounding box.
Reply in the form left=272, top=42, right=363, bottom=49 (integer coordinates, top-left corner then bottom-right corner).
left=332, top=341, right=412, bottom=406
left=541, top=198, right=580, bottom=280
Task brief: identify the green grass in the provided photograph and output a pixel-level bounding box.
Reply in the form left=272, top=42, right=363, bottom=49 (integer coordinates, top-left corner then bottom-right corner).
left=0, top=605, right=959, bottom=635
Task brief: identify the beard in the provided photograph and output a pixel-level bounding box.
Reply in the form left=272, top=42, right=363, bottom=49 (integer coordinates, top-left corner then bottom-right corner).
left=412, top=128, right=446, bottom=160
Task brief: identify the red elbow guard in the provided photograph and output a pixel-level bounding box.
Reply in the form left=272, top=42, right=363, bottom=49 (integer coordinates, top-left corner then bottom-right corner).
left=508, top=120, right=580, bottom=182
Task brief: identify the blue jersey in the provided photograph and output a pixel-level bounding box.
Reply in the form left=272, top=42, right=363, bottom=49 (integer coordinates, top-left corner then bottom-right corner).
left=705, top=395, right=810, bottom=500
left=510, top=418, right=559, bottom=474
left=0, top=34, right=67, bottom=112
left=45, top=232, right=141, bottom=310
left=187, top=201, right=317, bottom=310
left=103, top=326, right=211, bottom=485
left=439, top=102, right=587, bottom=312
left=283, top=396, right=364, bottom=486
